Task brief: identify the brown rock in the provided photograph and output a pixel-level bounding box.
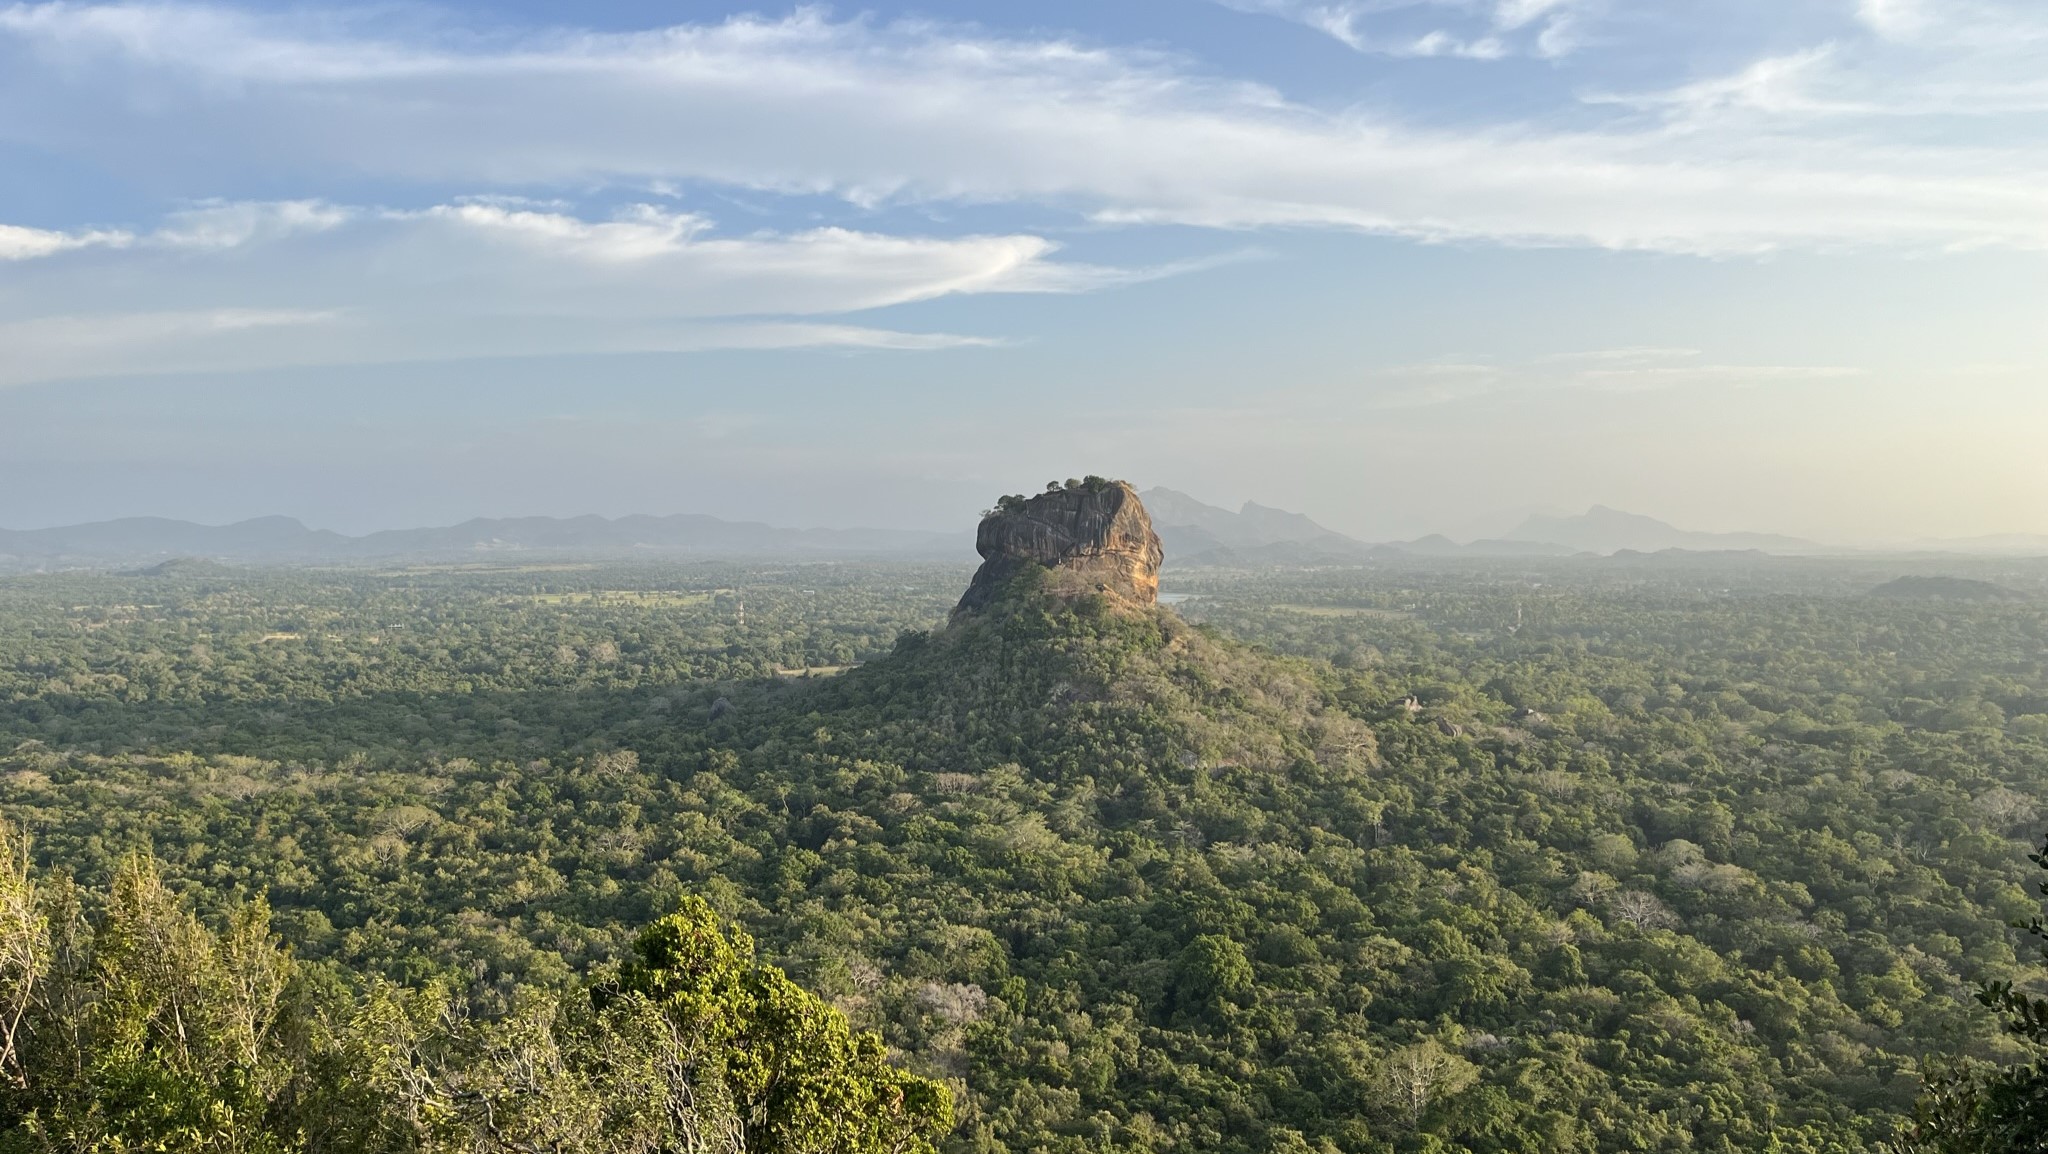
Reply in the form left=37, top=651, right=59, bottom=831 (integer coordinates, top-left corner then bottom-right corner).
left=955, top=480, right=1164, bottom=614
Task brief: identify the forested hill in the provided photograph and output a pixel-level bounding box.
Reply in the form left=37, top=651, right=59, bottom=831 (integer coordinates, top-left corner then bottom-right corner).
left=1, top=558, right=2047, bottom=1150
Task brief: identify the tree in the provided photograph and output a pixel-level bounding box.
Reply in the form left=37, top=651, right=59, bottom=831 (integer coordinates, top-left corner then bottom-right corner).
left=1895, top=832, right=2048, bottom=1153
left=611, top=899, right=953, bottom=1154
left=0, top=833, right=951, bottom=1154
left=0, top=823, right=45, bottom=1091
left=1371, top=1041, right=1477, bottom=1129
left=1173, top=935, right=1253, bottom=1020
left=0, top=851, right=299, bottom=1153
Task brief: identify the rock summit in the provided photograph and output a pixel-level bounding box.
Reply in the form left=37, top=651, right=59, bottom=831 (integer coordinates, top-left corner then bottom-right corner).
left=956, top=479, right=1164, bottom=615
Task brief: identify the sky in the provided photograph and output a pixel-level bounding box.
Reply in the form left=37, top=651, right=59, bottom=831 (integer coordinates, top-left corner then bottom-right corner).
left=1, top=0, right=2046, bottom=542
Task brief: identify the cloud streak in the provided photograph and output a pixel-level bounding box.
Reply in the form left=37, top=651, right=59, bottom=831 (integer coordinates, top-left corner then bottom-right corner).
left=1602, top=0, right=2048, bottom=122
left=2, top=4, right=2047, bottom=253
left=1217, top=0, right=1586, bottom=59
left=0, top=221, right=131, bottom=259
left=0, top=310, right=998, bottom=389
left=0, top=200, right=1096, bottom=385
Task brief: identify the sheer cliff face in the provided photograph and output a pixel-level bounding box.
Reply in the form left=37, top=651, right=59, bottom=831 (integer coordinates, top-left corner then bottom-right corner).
left=956, top=482, right=1164, bottom=614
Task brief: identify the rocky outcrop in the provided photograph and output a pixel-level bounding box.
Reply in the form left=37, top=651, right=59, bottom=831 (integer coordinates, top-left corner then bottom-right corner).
left=956, top=480, right=1164, bottom=615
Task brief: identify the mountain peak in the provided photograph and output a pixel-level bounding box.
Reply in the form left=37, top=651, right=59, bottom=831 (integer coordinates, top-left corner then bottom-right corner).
left=1136, top=487, right=1369, bottom=564
left=956, top=479, right=1162, bottom=614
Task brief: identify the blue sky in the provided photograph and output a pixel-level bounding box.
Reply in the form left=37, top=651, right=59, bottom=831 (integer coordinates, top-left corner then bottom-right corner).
left=2, top=0, right=2045, bottom=541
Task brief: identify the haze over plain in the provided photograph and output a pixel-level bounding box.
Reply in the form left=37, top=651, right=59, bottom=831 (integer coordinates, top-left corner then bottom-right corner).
left=2, top=0, right=2045, bottom=542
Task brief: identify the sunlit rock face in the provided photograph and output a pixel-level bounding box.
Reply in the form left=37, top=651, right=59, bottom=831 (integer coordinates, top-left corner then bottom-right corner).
left=956, top=481, right=1164, bottom=614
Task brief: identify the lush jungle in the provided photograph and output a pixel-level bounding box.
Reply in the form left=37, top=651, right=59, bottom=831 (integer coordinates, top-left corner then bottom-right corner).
left=0, top=552, right=2044, bottom=1151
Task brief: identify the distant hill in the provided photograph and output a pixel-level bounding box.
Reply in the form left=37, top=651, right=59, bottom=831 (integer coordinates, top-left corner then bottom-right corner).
left=352, top=514, right=965, bottom=559
left=1869, top=575, right=2024, bottom=601
left=1503, top=505, right=1821, bottom=555
left=1142, top=489, right=1361, bottom=549
left=21, top=496, right=2024, bottom=572
left=1, top=516, right=351, bottom=562
left=1140, top=488, right=1376, bottom=564
left=1135, top=493, right=1826, bottom=564
left=1894, top=533, right=2048, bottom=556
left=0, top=513, right=968, bottom=567
left=1143, top=491, right=1607, bottom=566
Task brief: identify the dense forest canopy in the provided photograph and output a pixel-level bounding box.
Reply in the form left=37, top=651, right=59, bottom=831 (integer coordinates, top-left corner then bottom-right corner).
left=0, top=554, right=2045, bottom=1151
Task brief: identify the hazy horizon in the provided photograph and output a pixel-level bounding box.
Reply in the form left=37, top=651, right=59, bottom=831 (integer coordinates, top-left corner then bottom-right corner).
left=4, top=0, right=2046, bottom=542
left=6, top=490, right=2045, bottom=554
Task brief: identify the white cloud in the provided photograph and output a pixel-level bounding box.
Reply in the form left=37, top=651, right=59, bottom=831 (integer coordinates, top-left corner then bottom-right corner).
left=427, top=204, right=710, bottom=263
left=1604, top=49, right=1866, bottom=118
left=1611, top=1, right=2048, bottom=121
left=2, top=4, right=2045, bottom=253
left=1493, top=0, right=1572, bottom=32
left=1218, top=0, right=1584, bottom=58
left=0, top=200, right=1101, bottom=385
left=1857, top=0, right=2048, bottom=48
left=152, top=199, right=354, bottom=249
left=0, top=221, right=131, bottom=259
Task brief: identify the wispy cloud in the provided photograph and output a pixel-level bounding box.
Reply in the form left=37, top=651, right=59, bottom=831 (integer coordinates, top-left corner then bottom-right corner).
left=0, top=222, right=132, bottom=260
left=1595, top=48, right=1869, bottom=118
left=1856, top=0, right=2048, bottom=48
left=0, top=309, right=999, bottom=389
left=1217, top=0, right=1587, bottom=59
left=1603, top=0, right=2048, bottom=121
left=1, top=5, right=2046, bottom=253
left=151, top=199, right=353, bottom=249
left=0, top=199, right=1105, bottom=385
left=0, top=308, right=339, bottom=387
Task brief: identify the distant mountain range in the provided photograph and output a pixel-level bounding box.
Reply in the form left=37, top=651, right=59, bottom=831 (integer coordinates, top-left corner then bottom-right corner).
left=1140, top=489, right=1583, bottom=564
left=1893, top=532, right=2048, bottom=556
left=1500, top=505, right=1825, bottom=555
left=4, top=495, right=2043, bottom=570
left=1139, top=488, right=1371, bottom=561
left=1141, top=490, right=1586, bottom=564
left=1144, top=492, right=2048, bottom=565
left=0, top=514, right=968, bottom=568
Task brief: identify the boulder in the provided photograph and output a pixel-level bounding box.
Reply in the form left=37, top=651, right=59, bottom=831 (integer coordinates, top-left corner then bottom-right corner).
left=956, top=481, right=1164, bottom=614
